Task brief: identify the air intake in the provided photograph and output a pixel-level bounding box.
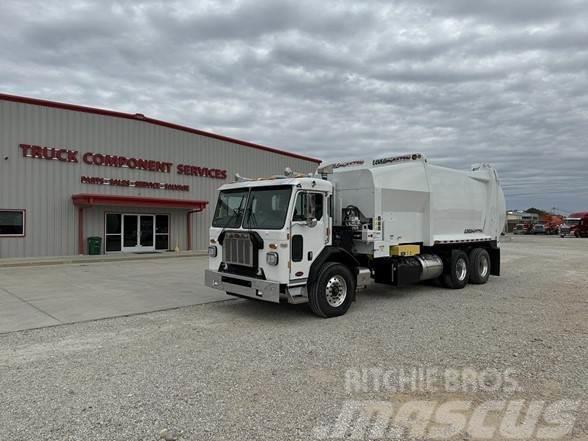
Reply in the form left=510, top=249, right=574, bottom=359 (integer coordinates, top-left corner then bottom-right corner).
left=223, top=232, right=254, bottom=267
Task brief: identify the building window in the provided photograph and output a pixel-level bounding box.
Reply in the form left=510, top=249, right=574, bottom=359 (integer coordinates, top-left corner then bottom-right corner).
left=105, top=213, right=122, bottom=252
left=0, top=210, right=25, bottom=237
left=155, top=215, right=169, bottom=250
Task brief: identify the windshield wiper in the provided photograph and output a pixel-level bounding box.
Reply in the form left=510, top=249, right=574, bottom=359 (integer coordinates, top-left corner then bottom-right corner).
left=219, top=195, right=247, bottom=236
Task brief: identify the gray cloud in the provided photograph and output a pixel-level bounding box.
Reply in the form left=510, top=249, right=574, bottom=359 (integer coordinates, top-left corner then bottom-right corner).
left=428, top=0, right=584, bottom=24
left=1, top=0, right=587, bottom=211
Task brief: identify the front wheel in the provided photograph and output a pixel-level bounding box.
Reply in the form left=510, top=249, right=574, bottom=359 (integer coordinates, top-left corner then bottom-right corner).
left=308, top=262, right=355, bottom=318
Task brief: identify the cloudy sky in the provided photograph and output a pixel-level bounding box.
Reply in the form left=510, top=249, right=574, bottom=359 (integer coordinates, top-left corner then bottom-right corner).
left=1, top=0, right=587, bottom=211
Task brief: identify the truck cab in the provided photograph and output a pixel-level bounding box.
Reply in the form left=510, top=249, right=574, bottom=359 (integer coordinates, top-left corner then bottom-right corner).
left=206, top=176, right=342, bottom=310
left=563, top=212, right=588, bottom=237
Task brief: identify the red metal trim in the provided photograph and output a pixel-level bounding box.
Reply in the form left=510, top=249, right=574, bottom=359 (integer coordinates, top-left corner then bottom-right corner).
left=72, top=193, right=208, bottom=210
left=0, top=208, right=26, bottom=238
left=0, top=93, right=321, bottom=164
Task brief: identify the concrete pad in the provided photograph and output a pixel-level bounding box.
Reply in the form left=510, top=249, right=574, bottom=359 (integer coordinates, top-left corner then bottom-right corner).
left=0, top=289, right=61, bottom=333
left=0, top=250, right=207, bottom=268
left=0, top=256, right=228, bottom=333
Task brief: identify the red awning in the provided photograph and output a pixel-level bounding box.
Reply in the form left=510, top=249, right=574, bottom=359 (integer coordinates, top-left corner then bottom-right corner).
left=72, top=193, right=208, bottom=210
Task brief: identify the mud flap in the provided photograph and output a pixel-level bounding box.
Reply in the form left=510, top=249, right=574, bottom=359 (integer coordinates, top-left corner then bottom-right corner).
left=489, top=247, right=500, bottom=276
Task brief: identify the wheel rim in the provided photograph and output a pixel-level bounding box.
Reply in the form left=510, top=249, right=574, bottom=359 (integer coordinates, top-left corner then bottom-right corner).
left=479, top=255, right=489, bottom=278
left=325, top=275, right=348, bottom=307
left=455, top=258, right=468, bottom=281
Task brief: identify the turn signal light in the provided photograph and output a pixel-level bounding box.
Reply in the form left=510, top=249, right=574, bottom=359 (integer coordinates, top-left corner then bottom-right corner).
left=266, top=252, right=279, bottom=265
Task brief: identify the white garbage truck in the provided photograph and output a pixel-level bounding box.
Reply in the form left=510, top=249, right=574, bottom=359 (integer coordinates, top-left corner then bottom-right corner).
left=205, top=153, right=506, bottom=317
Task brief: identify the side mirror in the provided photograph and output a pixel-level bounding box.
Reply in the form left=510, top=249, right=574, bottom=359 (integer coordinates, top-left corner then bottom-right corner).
left=306, top=217, right=318, bottom=228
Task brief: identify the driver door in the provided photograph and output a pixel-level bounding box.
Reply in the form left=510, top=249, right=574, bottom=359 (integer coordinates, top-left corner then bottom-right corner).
left=290, top=191, right=327, bottom=281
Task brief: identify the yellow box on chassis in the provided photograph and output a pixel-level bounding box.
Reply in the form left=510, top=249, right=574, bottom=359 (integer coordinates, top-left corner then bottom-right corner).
left=390, top=244, right=421, bottom=256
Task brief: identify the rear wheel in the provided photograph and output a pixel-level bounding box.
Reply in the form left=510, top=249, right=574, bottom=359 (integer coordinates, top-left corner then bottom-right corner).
left=469, top=248, right=490, bottom=285
left=308, top=262, right=355, bottom=318
left=442, top=250, right=470, bottom=289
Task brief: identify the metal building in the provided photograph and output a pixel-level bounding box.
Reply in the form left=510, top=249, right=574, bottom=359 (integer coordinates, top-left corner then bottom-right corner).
left=0, top=93, right=320, bottom=259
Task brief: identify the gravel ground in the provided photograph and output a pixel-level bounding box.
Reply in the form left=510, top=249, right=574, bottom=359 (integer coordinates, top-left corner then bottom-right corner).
left=0, top=235, right=586, bottom=440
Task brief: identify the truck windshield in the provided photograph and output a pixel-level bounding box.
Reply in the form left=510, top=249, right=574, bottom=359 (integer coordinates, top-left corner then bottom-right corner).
left=211, top=189, right=249, bottom=228
left=243, top=186, right=292, bottom=230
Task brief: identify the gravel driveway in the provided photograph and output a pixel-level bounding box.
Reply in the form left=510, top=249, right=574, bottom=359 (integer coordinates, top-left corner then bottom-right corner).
left=0, top=235, right=586, bottom=440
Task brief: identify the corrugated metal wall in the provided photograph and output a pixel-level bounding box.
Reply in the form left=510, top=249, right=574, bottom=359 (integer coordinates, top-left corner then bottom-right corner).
left=0, top=98, right=318, bottom=258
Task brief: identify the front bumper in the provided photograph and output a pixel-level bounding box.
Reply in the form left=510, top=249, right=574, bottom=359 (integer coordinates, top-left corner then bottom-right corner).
left=205, top=270, right=281, bottom=303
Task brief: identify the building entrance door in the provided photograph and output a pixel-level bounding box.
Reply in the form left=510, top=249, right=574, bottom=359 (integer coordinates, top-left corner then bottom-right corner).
left=122, top=214, right=155, bottom=252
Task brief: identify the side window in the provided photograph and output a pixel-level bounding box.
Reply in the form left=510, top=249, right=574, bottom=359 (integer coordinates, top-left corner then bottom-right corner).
left=292, top=193, right=305, bottom=222
left=292, top=235, right=303, bottom=262
left=292, top=193, right=324, bottom=222
left=312, top=193, right=324, bottom=221
left=0, top=210, right=25, bottom=236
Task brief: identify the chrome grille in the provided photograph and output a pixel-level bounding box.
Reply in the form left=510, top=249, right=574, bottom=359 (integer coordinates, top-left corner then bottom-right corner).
left=223, top=232, right=254, bottom=267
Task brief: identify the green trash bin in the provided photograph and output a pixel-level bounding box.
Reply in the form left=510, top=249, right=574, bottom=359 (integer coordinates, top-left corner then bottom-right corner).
left=87, top=236, right=102, bottom=255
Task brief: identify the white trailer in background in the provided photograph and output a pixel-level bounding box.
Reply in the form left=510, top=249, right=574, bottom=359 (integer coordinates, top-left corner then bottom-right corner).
left=205, top=153, right=506, bottom=317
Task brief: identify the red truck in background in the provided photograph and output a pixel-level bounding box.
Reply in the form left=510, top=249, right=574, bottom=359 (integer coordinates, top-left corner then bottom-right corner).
left=559, top=212, right=588, bottom=237
left=535, top=214, right=564, bottom=235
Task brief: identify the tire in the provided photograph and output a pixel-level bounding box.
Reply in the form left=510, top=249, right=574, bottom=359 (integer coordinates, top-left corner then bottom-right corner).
left=308, top=262, right=355, bottom=318
left=469, top=248, right=491, bottom=285
left=442, top=250, right=470, bottom=289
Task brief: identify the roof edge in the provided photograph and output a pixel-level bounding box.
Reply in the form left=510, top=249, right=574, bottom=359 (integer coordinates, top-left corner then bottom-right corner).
left=72, top=193, right=208, bottom=210
left=0, top=92, right=321, bottom=164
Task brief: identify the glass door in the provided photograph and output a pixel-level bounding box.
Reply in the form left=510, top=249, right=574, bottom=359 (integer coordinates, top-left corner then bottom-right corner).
left=123, top=215, right=138, bottom=251
left=105, top=214, right=122, bottom=252
left=122, top=214, right=156, bottom=252
left=139, top=215, right=154, bottom=248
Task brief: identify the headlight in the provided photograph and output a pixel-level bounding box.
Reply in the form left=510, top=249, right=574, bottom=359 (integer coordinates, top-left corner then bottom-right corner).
left=266, top=252, right=279, bottom=265
left=208, top=246, right=217, bottom=257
